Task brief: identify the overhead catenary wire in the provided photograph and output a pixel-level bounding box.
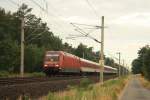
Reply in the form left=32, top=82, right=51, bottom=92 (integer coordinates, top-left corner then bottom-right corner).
left=29, top=0, right=70, bottom=35
left=23, top=0, right=68, bottom=41
left=26, top=28, right=48, bottom=43
left=24, top=0, right=50, bottom=43
left=30, top=0, right=97, bottom=41
left=71, top=23, right=91, bottom=36
left=70, top=23, right=101, bottom=43
left=67, top=29, right=96, bottom=39
left=44, top=0, right=48, bottom=13
left=25, top=24, right=50, bottom=42
left=41, top=0, right=100, bottom=37
left=30, top=0, right=47, bottom=12
left=48, top=1, right=86, bottom=37
left=70, top=23, right=99, bottom=35
left=25, top=28, right=41, bottom=40
left=6, top=0, right=19, bottom=8
left=44, top=0, right=101, bottom=40
left=105, top=51, right=118, bottom=60
left=33, top=0, right=95, bottom=40
left=71, top=22, right=100, bottom=28
left=85, top=0, right=99, bottom=19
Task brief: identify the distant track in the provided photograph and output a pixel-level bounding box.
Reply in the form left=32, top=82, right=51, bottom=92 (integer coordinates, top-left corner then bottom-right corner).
left=0, top=76, right=83, bottom=86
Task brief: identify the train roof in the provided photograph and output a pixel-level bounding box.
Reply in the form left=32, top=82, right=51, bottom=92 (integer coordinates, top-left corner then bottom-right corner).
left=104, top=65, right=117, bottom=70
left=46, top=51, right=63, bottom=54
left=80, top=58, right=117, bottom=70
left=80, top=58, right=99, bottom=66
left=63, top=52, right=79, bottom=58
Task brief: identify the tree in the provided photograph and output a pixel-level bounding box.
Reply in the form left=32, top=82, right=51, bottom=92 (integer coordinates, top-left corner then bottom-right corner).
left=105, top=57, right=115, bottom=67
left=24, top=45, right=45, bottom=72
left=0, top=39, right=20, bottom=72
left=63, top=42, right=75, bottom=53
left=132, top=45, right=150, bottom=80
left=131, top=59, right=142, bottom=74
left=143, top=49, right=150, bottom=80
left=74, top=43, right=87, bottom=58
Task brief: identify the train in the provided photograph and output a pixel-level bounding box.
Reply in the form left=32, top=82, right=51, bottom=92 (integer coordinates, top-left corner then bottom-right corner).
left=43, top=51, right=117, bottom=76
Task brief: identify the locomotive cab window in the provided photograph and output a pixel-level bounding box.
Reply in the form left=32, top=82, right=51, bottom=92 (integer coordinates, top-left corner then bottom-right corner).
left=45, top=54, right=59, bottom=62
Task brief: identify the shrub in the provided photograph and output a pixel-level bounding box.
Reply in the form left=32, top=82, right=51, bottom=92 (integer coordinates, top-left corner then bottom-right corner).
left=48, top=92, right=56, bottom=100
left=79, top=78, right=93, bottom=89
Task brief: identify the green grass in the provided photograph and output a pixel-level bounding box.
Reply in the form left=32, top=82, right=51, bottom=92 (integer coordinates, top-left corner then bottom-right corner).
left=0, top=71, right=9, bottom=77
left=25, top=72, right=46, bottom=77
left=47, top=76, right=129, bottom=100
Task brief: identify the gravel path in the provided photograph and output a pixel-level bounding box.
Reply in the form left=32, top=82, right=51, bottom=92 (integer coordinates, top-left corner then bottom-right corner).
left=120, top=76, right=150, bottom=100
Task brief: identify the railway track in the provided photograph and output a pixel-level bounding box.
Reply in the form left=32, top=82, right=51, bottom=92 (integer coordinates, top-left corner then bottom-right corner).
left=0, top=76, right=83, bottom=86
left=0, top=75, right=116, bottom=99
left=0, top=75, right=116, bottom=86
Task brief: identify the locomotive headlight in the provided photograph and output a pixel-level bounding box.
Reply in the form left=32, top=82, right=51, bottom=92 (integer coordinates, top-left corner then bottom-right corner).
left=55, top=64, right=59, bottom=67
left=44, top=64, right=48, bottom=67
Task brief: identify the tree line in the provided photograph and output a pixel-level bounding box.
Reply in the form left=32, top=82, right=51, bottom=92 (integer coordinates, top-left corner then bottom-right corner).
left=132, top=45, right=150, bottom=80
left=0, top=4, right=118, bottom=73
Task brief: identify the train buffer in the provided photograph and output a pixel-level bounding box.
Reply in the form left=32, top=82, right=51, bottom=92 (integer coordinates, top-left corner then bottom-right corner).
left=120, top=75, right=150, bottom=100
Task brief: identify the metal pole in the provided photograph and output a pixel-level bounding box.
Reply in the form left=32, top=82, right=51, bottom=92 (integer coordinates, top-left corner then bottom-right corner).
left=20, top=15, right=24, bottom=77
left=119, top=53, right=121, bottom=77
left=126, top=64, right=128, bottom=75
left=123, top=60, right=124, bottom=76
left=117, top=52, right=121, bottom=77
left=99, top=16, right=104, bottom=83
left=83, top=52, right=85, bottom=59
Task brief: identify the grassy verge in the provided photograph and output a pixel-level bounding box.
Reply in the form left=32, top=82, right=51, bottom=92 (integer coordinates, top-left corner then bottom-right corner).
left=0, top=71, right=46, bottom=78
left=47, top=76, right=129, bottom=100
left=139, top=76, right=150, bottom=89
left=24, top=72, right=46, bottom=77
left=0, top=71, right=10, bottom=77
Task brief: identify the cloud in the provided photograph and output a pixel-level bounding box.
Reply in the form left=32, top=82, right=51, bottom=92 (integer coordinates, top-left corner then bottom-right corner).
left=112, top=12, right=150, bottom=26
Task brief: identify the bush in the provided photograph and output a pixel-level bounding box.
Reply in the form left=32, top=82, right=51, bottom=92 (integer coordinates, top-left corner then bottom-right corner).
left=79, top=78, right=93, bottom=88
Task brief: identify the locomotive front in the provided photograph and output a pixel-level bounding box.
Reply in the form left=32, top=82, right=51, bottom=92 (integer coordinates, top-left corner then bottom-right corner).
left=43, top=51, right=61, bottom=75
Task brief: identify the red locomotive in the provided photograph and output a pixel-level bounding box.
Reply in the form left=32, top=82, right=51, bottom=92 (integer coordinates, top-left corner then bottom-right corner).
left=43, top=51, right=117, bottom=75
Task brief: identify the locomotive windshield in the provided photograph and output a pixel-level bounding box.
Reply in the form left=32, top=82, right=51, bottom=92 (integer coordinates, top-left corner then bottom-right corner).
left=45, top=54, right=59, bottom=62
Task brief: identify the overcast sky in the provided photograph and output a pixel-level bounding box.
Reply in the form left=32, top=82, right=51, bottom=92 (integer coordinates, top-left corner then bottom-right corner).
left=1, top=0, right=150, bottom=68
